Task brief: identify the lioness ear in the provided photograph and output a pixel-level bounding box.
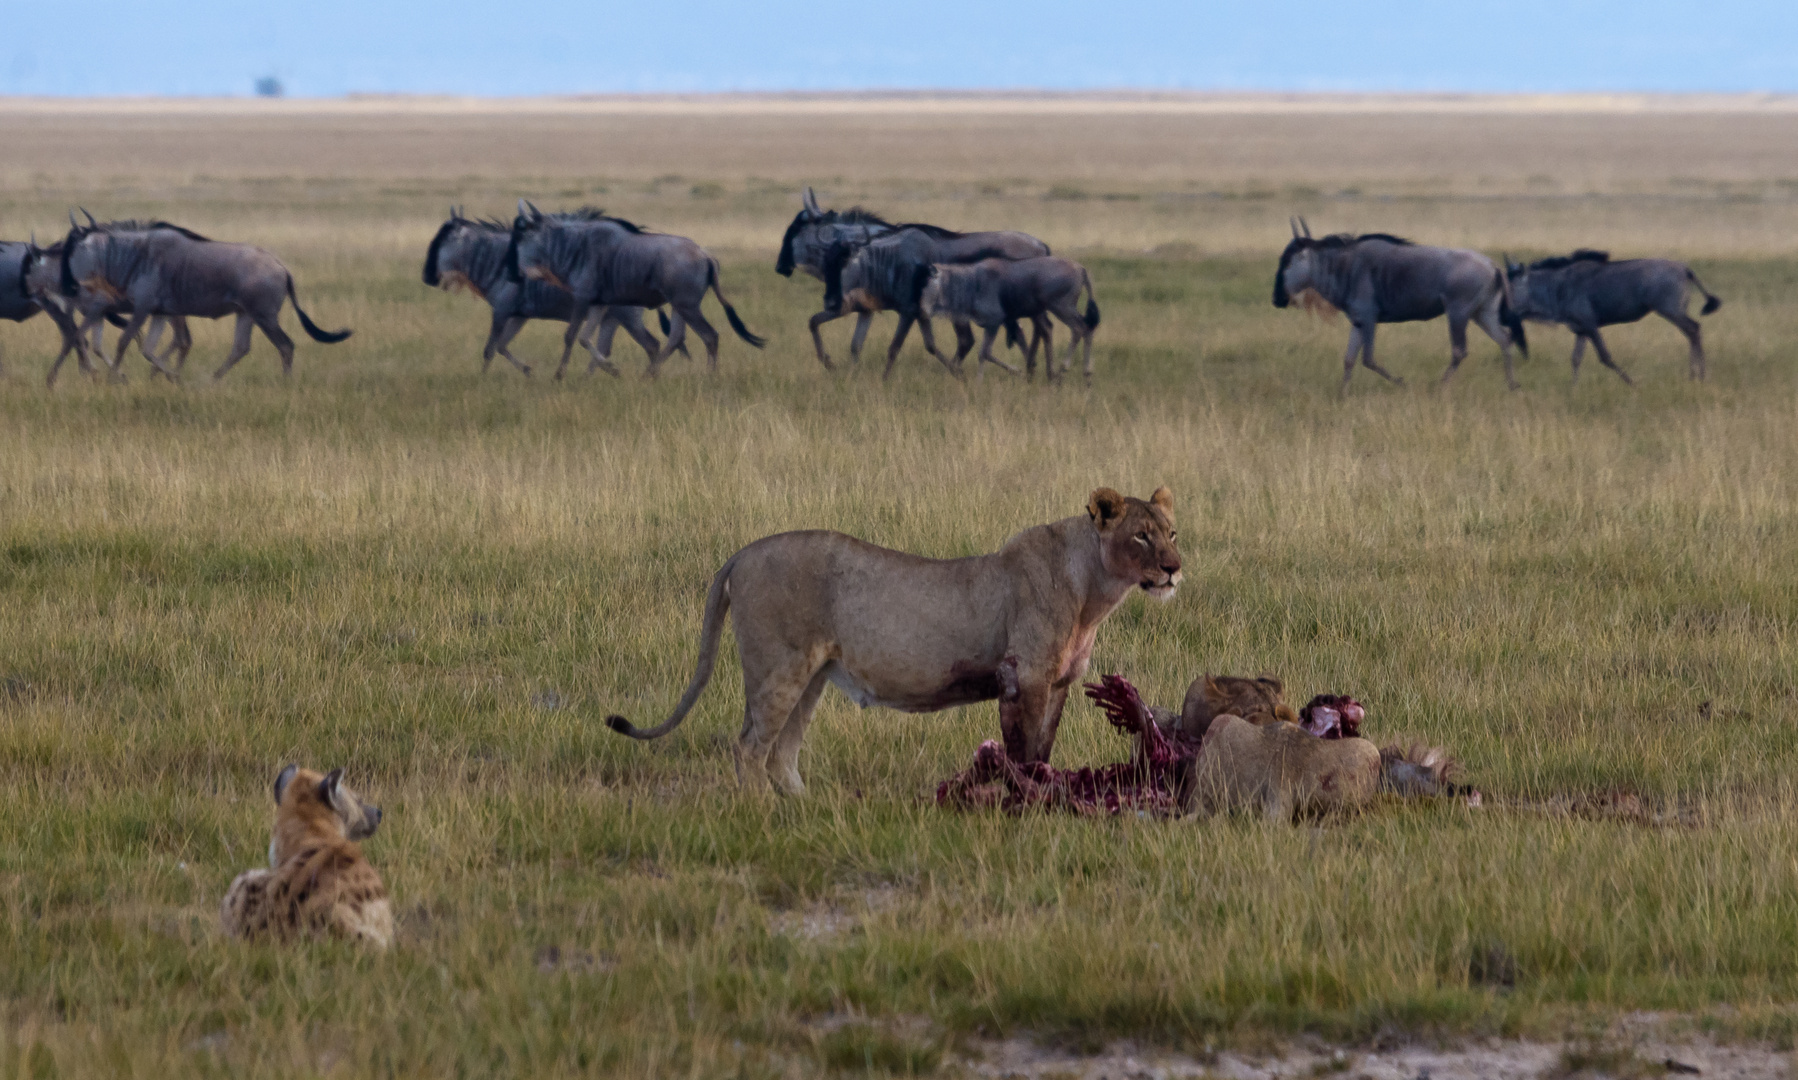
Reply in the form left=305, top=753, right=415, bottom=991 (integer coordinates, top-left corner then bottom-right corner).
left=273, top=764, right=298, bottom=805
left=1087, top=487, right=1125, bottom=528
left=1150, top=486, right=1174, bottom=522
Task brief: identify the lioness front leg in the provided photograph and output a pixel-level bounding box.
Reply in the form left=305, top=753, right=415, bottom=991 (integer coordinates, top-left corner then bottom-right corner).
left=996, top=656, right=1065, bottom=764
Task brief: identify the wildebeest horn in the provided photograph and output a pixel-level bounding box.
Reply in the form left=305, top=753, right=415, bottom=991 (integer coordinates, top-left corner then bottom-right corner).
left=81, top=208, right=97, bottom=227
left=1290, top=217, right=1302, bottom=239
left=1299, top=217, right=1312, bottom=238
left=802, top=186, right=821, bottom=214
left=69, top=211, right=79, bottom=229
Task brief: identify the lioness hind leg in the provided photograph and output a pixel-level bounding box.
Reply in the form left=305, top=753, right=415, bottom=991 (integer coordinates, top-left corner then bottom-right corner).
left=735, top=661, right=821, bottom=794
left=769, top=668, right=832, bottom=796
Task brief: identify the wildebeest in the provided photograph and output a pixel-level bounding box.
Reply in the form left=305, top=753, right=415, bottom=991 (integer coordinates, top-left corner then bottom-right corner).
left=835, top=224, right=1057, bottom=379
left=422, top=208, right=683, bottom=376
left=780, top=188, right=1053, bottom=374
left=25, top=225, right=195, bottom=384
left=59, top=219, right=350, bottom=380
left=1, top=239, right=61, bottom=379
left=1273, top=218, right=1526, bottom=391
left=918, top=257, right=1101, bottom=382
left=1503, top=249, right=1722, bottom=383
left=504, top=202, right=764, bottom=379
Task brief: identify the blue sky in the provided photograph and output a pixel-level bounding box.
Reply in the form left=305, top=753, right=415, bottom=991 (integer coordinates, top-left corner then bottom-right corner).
left=4, top=1, right=1794, bottom=96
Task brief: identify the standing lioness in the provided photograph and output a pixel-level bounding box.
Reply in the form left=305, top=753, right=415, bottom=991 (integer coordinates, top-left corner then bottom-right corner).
left=608, top=487, right=1182, bottom=793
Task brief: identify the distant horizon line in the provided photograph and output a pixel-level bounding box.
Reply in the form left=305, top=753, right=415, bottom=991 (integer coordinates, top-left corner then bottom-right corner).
left=6, top=89, right=1798, bottom=115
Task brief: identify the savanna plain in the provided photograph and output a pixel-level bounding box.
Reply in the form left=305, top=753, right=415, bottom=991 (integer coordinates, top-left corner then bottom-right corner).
left=5, top=98, right=1798, bottom=1078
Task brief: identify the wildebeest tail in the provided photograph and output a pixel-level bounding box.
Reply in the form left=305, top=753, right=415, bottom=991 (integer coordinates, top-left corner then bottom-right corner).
left=1496, top=269, right=1528, bottom=358
left=1081, top=266, right=1101, bottom=330
left=606, top=552, right=738, bottom=740
left=1688, top=268, right=1723, bottom=315
left=658, top=308, right=672, bottom=334
left=285, top=275, right=352, bottom=343
left=706, top=258, right=766, bottom=348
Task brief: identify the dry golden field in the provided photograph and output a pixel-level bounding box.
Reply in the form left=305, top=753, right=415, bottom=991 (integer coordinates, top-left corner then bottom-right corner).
left=3, top=96, right=1798, bottom=1078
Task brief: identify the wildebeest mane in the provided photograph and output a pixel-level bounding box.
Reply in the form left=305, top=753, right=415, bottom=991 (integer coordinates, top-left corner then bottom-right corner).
left=894, top=222, right=965, bottom=240
left=1274, top=232, right=1416, bottom=307
left=1528, top=249, right=1610, bottom=271
left=94, top=219, right=212, bottom=242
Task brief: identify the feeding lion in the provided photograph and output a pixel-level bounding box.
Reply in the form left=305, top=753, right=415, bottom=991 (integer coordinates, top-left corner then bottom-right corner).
left=606, top=486, right=1182, bottom=794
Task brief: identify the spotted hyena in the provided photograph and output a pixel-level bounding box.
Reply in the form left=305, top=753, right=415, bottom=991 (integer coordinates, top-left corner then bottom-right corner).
left=221, top=765, right=393, bottom=948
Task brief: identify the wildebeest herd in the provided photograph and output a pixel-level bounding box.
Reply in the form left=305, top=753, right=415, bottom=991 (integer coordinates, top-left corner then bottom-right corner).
left=1, top=194, right=1723, bottom=389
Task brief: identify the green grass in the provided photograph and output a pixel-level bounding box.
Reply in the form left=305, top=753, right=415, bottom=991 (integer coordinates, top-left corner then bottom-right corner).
left=3, top=192, right=1798, bottom=1075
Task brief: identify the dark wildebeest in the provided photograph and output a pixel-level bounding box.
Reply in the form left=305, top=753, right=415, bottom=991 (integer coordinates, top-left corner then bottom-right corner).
left=504, top=202, right=764, bottom=379
left=1, top=239, right=65, bottom=379
left=59, top=219, right=350, bottom=380
left=834, top=224, right=1055, bottom=380
left=1273, top=218, right=1526, bottom=391
left=28, top=228, right=196, bottom=384
left=918, top=257, right=1101, bottom=382
left=1503, top=249, right=1722, bottom=384
left=422, top=208, right=684, bottom=376
left=780, top=187, right=1053, bottom=373
left=17, top=236, right=189, bottom=386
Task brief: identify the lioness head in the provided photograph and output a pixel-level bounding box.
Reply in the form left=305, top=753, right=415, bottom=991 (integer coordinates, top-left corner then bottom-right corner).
left=1088, top=486, right=1181, bottom=600
left=269, top=764, right=382, bottom=865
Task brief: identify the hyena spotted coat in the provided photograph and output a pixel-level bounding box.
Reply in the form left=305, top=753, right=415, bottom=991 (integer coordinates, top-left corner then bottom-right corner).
left=221, top=765, right=393, bottom=948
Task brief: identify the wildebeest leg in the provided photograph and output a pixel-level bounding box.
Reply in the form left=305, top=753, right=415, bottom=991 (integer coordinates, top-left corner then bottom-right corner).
left=848, top=312, right=874, bottom=365
left=256, top=312, right=297, bottom=377
left=881, top=314, right=916, bottom=380
left=583, top=307, right=623, bottom=377
left=1586, top=327, right=1633, bottom=385
left=1568, top=335, right=1587, bottom=385
left=170, top=317, right=193, bottom=374
left=141, top=319, right=170, bottom=380
left=555, top=301, right=591, bottom=381
left=1438, top=312, right=1476, bottom=386
left=1339, top=326, right=1365, bottom=391
left=1472, top=306, right=1519, bottom=391
left=768, top=668, right=832, bottom=796
left=684, top=306, right=722, bottom=373
left=917, top=317, right=964, bottom=377
left=42, top=304, right=88, bottom=387
left=1357, top=322, right=1404, bottom=386
left=1662, top=310, right=1706, bottom=380
left=612, top=310, right=667, bottom=368
left=112, top=312, right=175, bottom=380
left=953, top=320, right=977, bottom=374
left=806, top=308, right=848, bottom=371
left=487, top=317, right=532, bottom=375
left=976, top=325, right=1021, bottom=378
left=212, top=313, right=257, bottom=380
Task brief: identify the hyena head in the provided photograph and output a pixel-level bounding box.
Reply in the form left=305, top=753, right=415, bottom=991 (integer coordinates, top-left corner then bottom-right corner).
left=268, top=764, right=383, bottom=865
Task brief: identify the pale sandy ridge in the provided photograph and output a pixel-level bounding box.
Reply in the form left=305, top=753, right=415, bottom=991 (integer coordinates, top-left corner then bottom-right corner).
left=5, top=91, right=1798, bottom=117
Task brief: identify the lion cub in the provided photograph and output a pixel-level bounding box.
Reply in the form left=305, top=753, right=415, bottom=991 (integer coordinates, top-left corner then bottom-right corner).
left=221, top=765, right=393, bottom=949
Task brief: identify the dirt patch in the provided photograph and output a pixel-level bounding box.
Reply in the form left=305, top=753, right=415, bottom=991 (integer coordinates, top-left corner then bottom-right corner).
left=958, top=1036, right=1790, bottom=1079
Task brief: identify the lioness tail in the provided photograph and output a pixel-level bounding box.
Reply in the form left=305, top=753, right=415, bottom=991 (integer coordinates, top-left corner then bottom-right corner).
left=605, top=552, right=737, bottom=740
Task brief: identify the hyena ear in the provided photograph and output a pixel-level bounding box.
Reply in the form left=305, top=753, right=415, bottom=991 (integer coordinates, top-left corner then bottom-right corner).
left=1087, top=487, right=1125, bottom=529
left=318, top=768, right=344, bottom=807
left=273, top=764, right=298, bottom=805
left=1149, top=486, right=1174, bottom=521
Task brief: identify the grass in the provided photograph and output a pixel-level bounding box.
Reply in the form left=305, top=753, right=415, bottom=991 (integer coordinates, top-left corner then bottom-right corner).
left=3, top=100, right=1798, bottom=1076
